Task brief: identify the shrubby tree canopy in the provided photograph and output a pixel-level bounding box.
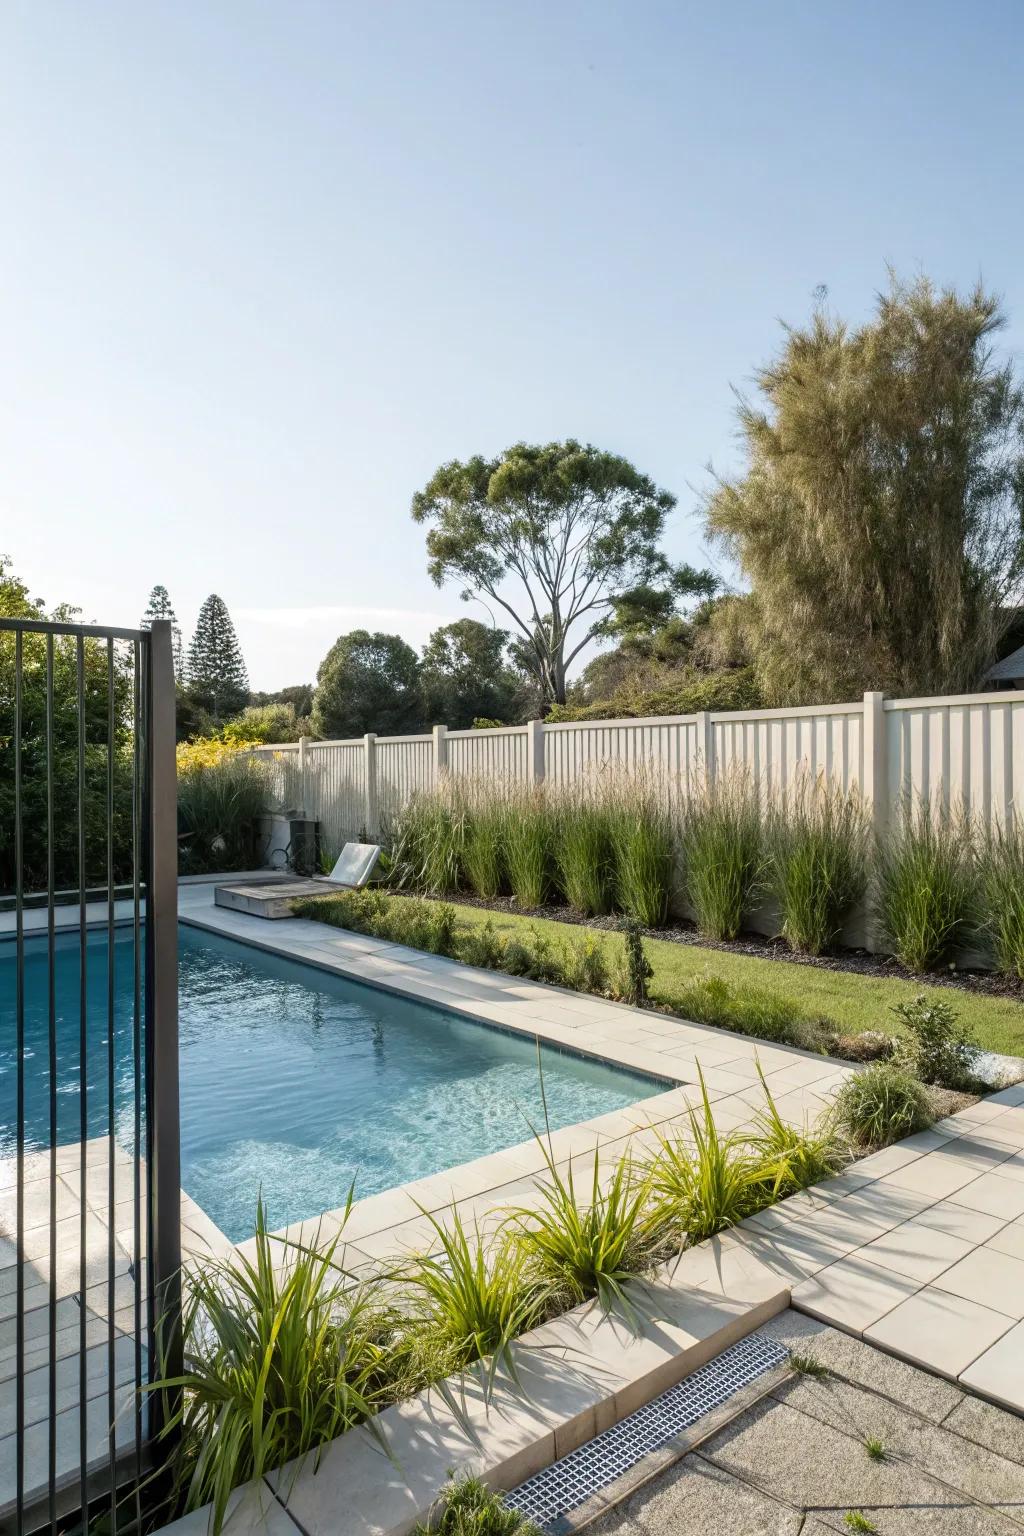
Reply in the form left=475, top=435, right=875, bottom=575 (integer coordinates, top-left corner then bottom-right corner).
left=419, top=619, right=525, bottom=728
left=412, top=440, right=704, bottom=708
left=311, top=630, right=422, bottom=738
left=705, top=275, right=1024, bottom=704
left=186, top=594, right=249, bottom=723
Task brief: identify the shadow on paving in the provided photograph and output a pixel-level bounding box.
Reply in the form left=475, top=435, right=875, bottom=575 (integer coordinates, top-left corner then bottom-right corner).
left=583, top=1310, right=1024, bottom=1535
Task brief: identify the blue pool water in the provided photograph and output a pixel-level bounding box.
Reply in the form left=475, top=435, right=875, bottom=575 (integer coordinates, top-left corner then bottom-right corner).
left=0, top=924, right=662, bottom=1242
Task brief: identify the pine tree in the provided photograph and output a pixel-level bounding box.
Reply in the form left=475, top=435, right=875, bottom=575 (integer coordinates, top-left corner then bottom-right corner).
left=141, top=583, right=184, bottom=674
left=186, top=594, right=249, bottom=723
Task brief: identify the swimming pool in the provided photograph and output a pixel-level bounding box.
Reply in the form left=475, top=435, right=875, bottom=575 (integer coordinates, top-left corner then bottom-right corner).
left=0, top=924, right=664, bottom=1243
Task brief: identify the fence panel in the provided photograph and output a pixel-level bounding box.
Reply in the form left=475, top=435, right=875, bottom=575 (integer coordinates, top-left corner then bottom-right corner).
left=305, top=740, right=367, bottom=847
left=375, top=735, right=434, bottom=828
left=885, top=692, right=1024, bottom=826
left=0, top=616, right=180, bottom=1533
left=711, top=704, right=865, bottom=798
left=543, top=716, right=702, bottom=790
left=447, top=726, right=530, bottom=782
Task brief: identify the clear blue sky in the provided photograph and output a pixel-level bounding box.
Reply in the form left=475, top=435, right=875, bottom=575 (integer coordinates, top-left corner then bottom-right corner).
left=3, top=1, right=1023, bottom=689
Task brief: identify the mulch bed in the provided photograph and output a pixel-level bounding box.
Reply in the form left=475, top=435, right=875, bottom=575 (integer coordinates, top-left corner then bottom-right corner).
left=440, top=892, right=1024, bottom=1005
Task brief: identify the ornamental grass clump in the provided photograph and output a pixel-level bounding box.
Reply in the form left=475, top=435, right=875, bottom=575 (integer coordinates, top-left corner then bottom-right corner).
left=682, top=770, right=763, bottom=940
left=387, top=785, right=468, bottom=895
left=873, top=798, right=977, bottom=971
left=768, top=774, right=869, bottom=955
left=154, top=1202, right=398, bottom=1535
left=647, top=1071, right=766, bottom=1245
left=504, top=786, right=557, bottom=908
left=512, top=1145, right=657, bottom=1318
left=979, top=812, right=1024, bottom=980
left=399, top=1210, right=549, bottom=1395
left=462, top=780, right=510, bottom=900
left=176, top=748, right=273, bottom=873
left=607, top=774, right=675, bottom=927
left=833, top=1063, right=934, bottom=1149
left=554, top=781, right=616, bottom=915
left=415, top=1475, right=541, bottom=1536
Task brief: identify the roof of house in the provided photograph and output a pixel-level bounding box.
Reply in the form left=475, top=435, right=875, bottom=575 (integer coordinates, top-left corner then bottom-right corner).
left=985, top=641, right=1024, bottom=683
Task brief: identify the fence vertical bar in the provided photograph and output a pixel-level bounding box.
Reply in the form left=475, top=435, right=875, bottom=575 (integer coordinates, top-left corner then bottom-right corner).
left=76, top=636, right=88, bottom=1524
left=861, top=691, right=887, bottom=952
left=145, top=620, right=182, bottom=1447
left=14, top=630, right=25, bottom=1536
left=363, top=732, right=378, bottom=835
left=45, top=634, right=57, bottom=1535
left=131, top=638, right=144, bottom=1526
left=106, top=639, right=118, bottom=1531
left=432, top=722, right=447, bottom=787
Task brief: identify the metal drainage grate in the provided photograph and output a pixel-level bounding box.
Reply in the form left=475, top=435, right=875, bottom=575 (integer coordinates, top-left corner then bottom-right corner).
left=506, top=1330, right=788, bottom=1531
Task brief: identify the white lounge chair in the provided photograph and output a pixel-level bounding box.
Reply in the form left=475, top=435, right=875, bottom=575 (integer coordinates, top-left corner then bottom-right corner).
left=319, top=842, right=381, bottom=888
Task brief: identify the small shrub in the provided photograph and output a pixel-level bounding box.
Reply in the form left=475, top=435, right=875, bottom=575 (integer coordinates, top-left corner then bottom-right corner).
left=560, top=932, right=611, bottom=996
left=890, top=994, right=980, bottom=1090
left=662, top=971, right=829, bottom=1052
left=874, top=798, right=977, bottom=971
left=682, top=771, right=763, bottom=940
left=617, top=918, right=654, bottom=1007
left=504, top=788, right=556, bottom=908
left=513, top=1147, right=656, bottom=1317
left=461, top=918, right=507, bottom=970
left=647, top=1071, right=766, bottom=1245
left=555, top=788, right=615, bottom=916
left=768, top=775, right=869, bottom=955
left=833, top=1063, right=934, bottom=1149
left=979, top=813, right=1024, bottom=979
left=607, top=776, right=675, bottom=927
left=415, top=1475, right=541, bottom=1536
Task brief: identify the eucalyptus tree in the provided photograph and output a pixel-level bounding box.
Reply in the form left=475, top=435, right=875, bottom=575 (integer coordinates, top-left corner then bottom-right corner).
left=412, top=440, right=704, bottom=708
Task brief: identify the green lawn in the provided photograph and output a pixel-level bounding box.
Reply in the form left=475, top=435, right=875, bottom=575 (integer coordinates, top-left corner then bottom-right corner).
left=429, top=899, right=1024, bottom=1057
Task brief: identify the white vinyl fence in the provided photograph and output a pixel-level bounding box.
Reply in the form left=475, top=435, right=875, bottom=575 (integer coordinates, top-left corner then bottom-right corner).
left=252, top=689, right=1024, bottom=855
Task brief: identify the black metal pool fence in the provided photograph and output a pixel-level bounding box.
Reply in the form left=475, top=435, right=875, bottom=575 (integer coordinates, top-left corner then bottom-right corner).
left=0, top=616, right=181, bottom=1533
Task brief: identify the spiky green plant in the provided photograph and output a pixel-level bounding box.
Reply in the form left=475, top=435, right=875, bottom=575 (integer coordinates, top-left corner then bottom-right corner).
left=463, top=782, right=509, bottom=899
left=767, top=774, right=869, bottom=955
left=151, top=1201, right=397, bottom=1535
left=979, top=811, right=1024, bottom=979
left=503, top=786, right=556, bottom=908
left=748, top=1066, right=846, bottom=1199
left=833, top=1063, right=934, bottom=1149
left=682, top=770, right=763, bottom=940
left=647, top=1070, right=766, bottom=1245
left=415, top=1474, right=541, bottom=1535
left=606, top=775, right=676, bottom=927
left=512, top=1146, right=657, bottom=1319
left=555, top=783, right=616, bottom=915
left=399, top=1210, right=549, bottom=1395
left=387, top=785, right=468, bottom=895
left=873, top=797, right=977, bottom=971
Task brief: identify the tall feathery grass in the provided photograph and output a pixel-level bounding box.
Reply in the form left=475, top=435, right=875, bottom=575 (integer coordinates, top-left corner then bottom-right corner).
left=979, top=811, right=1024, bottom=980
left=681, top=770, right=762, bottom=940
left=768, top=774, right=869, bottom=955
left=554, top=780, right=616, bottom=915
left=607, top=774, right=676, bottom=927
left=873, top=798, right=977, bottom=971
left=832, top=1063, right=934, bottom=1149
left=388, top=783, right=467, bottom=895
left=176, top=749, right=273, bottom=873
left=504, top=785, right=557, bottom=908
left=462, top=780, right=510, bottom=900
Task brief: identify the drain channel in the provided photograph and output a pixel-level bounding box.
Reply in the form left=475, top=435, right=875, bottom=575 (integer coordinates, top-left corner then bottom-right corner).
left=506, top=1330, right=788, bottom=1531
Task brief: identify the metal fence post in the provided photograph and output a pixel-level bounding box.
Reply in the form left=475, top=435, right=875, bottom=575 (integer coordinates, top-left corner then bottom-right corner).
left=364, top=732, right=379, bottom=835
left=527, top=719, right=545, bottom=784
left=146, top=620, right=182, bottom=1435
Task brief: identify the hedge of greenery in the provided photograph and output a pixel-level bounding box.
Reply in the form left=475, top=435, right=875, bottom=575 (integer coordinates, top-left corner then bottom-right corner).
left=384, top=773, right=1024, bottom=979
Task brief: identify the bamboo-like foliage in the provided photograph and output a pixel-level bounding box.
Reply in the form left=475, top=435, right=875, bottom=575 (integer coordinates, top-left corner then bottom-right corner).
left=703, top=274, right=1024, bottom=704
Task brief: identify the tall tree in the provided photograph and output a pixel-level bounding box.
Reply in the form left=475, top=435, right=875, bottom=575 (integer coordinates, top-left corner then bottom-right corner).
left=311, top=630, right=422, bottom=738
left=186, top=594, right=249, bottom=723
left=705, top=275, right=1024, bottom=704
left=141, top=583, right=183, bottom=674
left=412, top=440, right=705, bottom=708
left=419, top=618, right=524, bottom=727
